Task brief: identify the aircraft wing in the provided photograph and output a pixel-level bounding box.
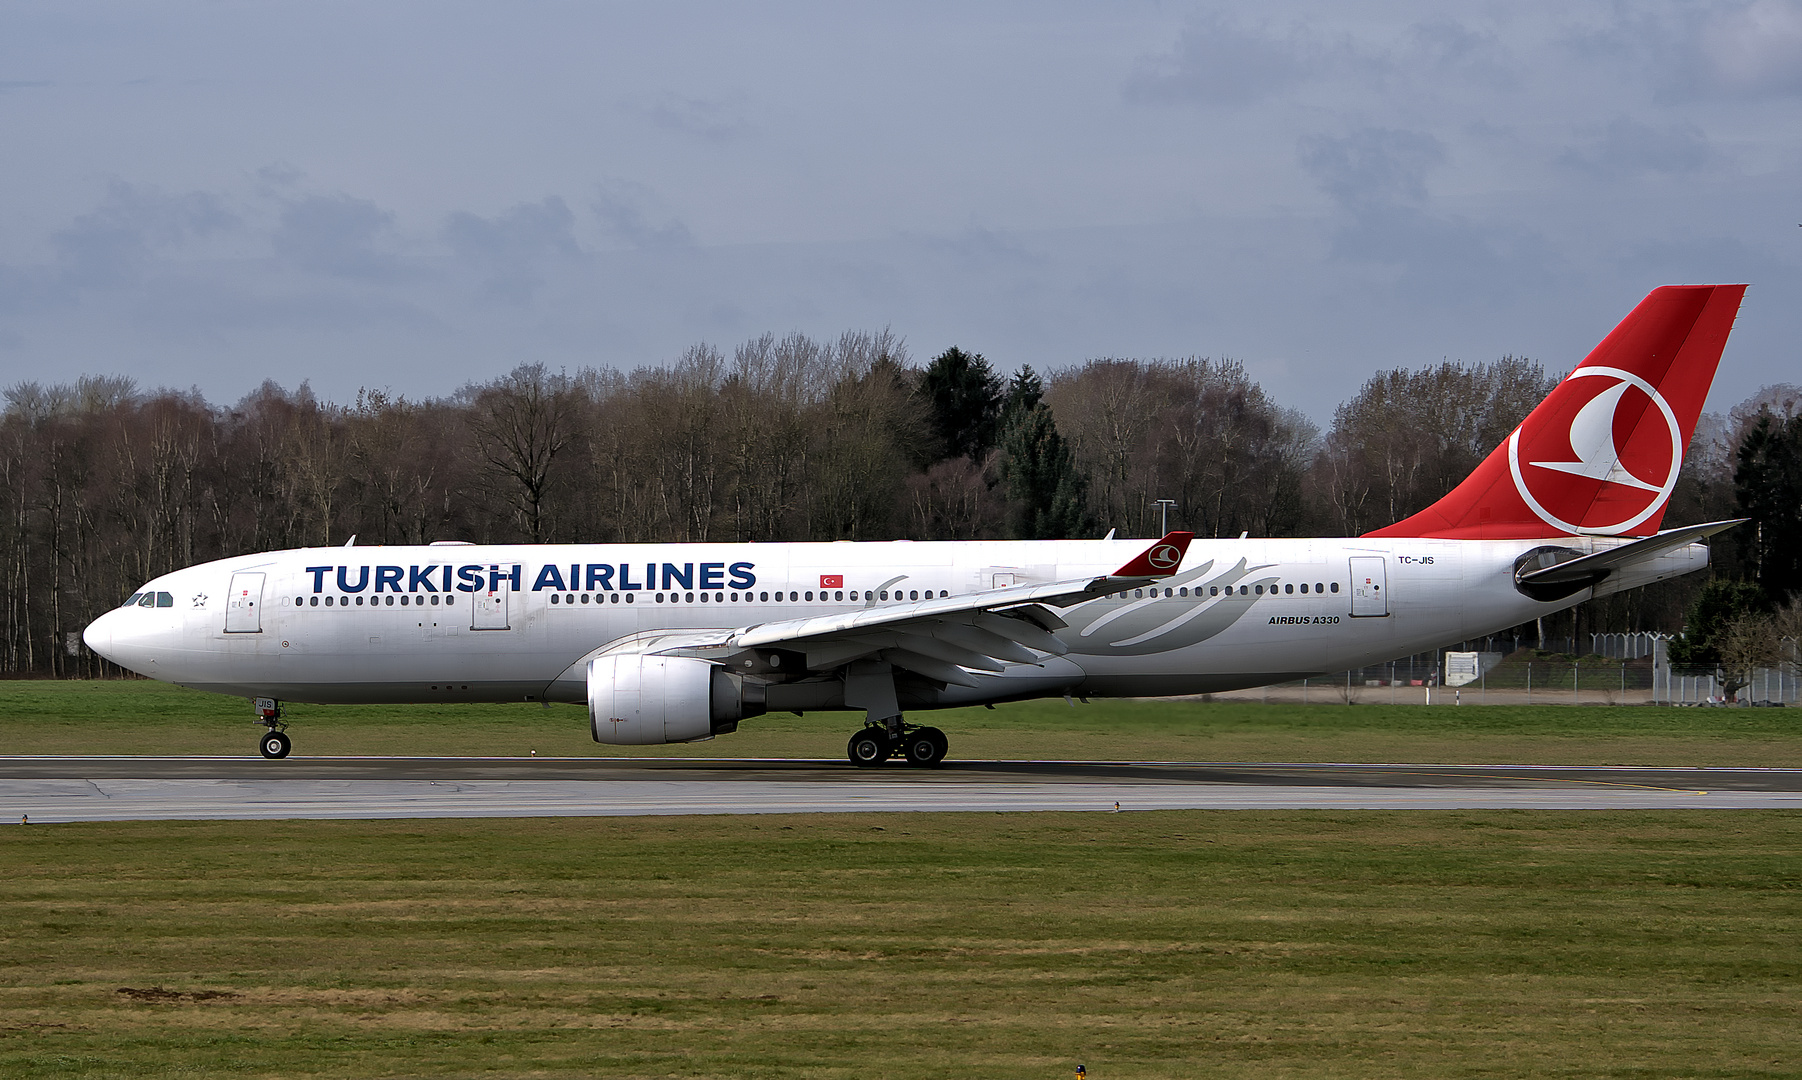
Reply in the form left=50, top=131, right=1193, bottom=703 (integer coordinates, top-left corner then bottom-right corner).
left=622, top=532, right=1193, bottom=687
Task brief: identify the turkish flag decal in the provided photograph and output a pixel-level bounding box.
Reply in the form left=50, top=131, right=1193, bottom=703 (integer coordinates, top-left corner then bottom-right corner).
left=820, top=574, right=844, bottom=588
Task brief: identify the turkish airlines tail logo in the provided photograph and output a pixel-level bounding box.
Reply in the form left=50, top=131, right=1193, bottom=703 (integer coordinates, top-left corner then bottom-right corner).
left=1367, top=284, right=1746, bottom=540
left=1527, top=378, right=1664, bottom=493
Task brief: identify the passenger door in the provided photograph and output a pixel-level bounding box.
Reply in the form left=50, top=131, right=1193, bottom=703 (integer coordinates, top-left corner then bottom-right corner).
left=225, top=572, right=265, bottom=633
left=1348, top=557, right=1388, bottom=617
left=471, top=577, right=511, bottom=630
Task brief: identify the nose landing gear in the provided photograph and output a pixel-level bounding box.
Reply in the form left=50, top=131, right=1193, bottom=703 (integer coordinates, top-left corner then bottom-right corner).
left=253, top=697, right=290, bottom=759
left=259, top=730, right=291, bottom=759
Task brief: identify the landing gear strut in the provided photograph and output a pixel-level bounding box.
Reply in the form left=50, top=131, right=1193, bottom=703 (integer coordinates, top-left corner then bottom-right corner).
left=253, top=697, right=290, bottom=759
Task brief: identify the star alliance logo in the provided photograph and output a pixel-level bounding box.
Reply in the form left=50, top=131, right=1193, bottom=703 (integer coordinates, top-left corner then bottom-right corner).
left=191, top=593, right=208, bottom=608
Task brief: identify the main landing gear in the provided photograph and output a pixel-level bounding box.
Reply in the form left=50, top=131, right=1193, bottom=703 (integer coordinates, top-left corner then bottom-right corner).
left=841, top=661, right=948, bottom=768
left=846, top=723, right=948, bottom=768
left=253, top=697, right=290, bottom=759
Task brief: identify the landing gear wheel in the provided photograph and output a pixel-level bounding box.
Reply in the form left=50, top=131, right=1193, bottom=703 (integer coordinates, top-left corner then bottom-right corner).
left=259, top=731, right=291, bottom=759
left=847, top=729, right=891, bottom=767
left=901, top=727, right=948, bottom=768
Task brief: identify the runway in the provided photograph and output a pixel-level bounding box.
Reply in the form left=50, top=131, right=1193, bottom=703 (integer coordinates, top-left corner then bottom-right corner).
left=4, top=757, right=1801, bottom=822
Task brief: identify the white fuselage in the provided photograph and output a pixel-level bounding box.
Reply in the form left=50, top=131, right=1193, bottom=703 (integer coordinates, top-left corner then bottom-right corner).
left=85, top=534, right=1705, bottom=713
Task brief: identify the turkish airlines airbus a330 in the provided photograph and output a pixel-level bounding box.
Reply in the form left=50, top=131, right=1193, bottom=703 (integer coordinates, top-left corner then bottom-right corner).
left=85, top=284, right=1747, bottom=765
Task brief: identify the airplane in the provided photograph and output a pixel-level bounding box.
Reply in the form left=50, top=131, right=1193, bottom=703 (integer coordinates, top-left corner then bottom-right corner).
left=84, top=283, right=1747, bottom=766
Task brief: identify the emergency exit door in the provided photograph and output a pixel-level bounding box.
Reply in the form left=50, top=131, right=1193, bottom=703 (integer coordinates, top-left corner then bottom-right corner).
left=225, top=572, right=264, bottom=633
left=1349, top=557, right=1388, bottom=617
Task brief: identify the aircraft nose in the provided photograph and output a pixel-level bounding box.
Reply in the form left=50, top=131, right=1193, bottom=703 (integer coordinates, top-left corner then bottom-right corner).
left=82, top=610, right=119, bottom=661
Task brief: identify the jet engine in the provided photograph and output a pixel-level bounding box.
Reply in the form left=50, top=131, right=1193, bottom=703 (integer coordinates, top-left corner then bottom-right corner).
left=588, top=654, right=766, bottom=745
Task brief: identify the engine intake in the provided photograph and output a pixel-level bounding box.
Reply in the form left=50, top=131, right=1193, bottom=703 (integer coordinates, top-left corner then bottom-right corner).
left=588, top=654, right=766, bottom=745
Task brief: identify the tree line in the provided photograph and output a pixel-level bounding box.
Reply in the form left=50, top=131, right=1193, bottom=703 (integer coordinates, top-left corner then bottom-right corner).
left=3, top=330, right=1798, bottom=677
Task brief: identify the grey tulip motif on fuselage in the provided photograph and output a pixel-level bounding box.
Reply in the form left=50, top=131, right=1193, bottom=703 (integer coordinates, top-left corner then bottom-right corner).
left=1061, top=558, right=1279, bottom=656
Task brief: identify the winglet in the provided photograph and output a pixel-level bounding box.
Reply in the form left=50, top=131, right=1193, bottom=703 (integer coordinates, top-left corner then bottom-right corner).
left=1112, top=532, right=1194, bottom=577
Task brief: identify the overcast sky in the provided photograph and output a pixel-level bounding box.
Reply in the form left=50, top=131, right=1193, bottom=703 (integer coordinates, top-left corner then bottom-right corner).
left=2, top=1, right=1798, bottom=422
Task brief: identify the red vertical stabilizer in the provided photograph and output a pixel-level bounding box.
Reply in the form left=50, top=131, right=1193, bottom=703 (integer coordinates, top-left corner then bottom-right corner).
left=1365, top=284, right=1746, bottom=539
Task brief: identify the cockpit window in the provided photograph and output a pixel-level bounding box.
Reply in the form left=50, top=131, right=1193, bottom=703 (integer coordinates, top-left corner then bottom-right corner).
left=156, top=592, right=174, bottom=608
left=123, top=593, right=142, bottom=607
left=138, top=594, right=156, bottom=608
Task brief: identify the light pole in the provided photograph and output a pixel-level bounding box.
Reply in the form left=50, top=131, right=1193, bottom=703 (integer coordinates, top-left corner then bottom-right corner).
left=1155, top=499, right=1177, bottom=535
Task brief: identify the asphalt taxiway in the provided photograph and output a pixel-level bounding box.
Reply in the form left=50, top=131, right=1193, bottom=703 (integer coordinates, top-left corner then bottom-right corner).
left=3, top=757, right=1800, bottom=822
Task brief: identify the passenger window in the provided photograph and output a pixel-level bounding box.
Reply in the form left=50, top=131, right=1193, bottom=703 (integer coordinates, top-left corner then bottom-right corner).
left=355, top=596, right=364, bottom=606
left=836, top=591, right=844, bottom=601
left=1330, top=582, right=1340, bottom=593
left=1285, top=584, right=1293, bottom=594
left=805, top=591, right=814, bottom=601
left=880, top=591, right=889, bottom=600
left=1255, top=585, right=1264, bottom=595
left=686, top=592, right=695, bottom=602
left=1210, top=587, right=1218, bottom=596
left=1300, top=583, right=1308, bottom=593
left=1179, top=587, right=1188, bottom=597
left=326, top=596, right=335, bottom=607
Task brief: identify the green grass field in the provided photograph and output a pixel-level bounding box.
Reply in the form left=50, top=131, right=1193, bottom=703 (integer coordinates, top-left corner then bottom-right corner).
left=3, top=679, right=1800, bottom=766
left=3, top=812, right=1798, bottom=1079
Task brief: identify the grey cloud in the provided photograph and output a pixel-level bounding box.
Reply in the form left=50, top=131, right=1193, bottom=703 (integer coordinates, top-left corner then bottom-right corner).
left=272, top=194, right=402, bottom=279
left=1700, top=0, right=1802, bottom=95
left=444, top=197, right=581, bottom=302
left=1558, top=116, right=1710, bottom=177
left=592, top=183, right=692, bottom=250
left=1126, top=15, right=1323, bottom=106
left=51, top=181, right=237, bottom=290
left=1299, top=128, right=1445, bottom=210
left=640, top=93, right=746, bottom=141
left=1299, top=128, right=1557, bottom=304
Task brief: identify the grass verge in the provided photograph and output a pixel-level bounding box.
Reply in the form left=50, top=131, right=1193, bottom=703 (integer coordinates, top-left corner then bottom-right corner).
left=2, top=812, right=1798, bottom=1078
left=3, top=680, right=1801, bottom=766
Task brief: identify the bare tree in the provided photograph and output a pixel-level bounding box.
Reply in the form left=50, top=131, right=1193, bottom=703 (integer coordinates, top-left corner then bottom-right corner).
left=465, top=365, right=581, bottom=543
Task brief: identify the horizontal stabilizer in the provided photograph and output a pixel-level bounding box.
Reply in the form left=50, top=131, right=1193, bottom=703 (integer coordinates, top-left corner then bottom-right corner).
left=1515, top=519, right=1744, bottom=599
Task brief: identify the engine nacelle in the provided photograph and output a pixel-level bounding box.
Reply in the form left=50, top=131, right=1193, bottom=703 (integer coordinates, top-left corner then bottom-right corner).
left=588, top=654, right=766, bottom=745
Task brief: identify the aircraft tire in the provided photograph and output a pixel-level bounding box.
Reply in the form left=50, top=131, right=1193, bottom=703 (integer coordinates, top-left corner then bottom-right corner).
left=847, top=729, right=890, bottom=768
left=902, top=728, right=948, bottom=768
left=259, top=731, right=291, bottom=759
